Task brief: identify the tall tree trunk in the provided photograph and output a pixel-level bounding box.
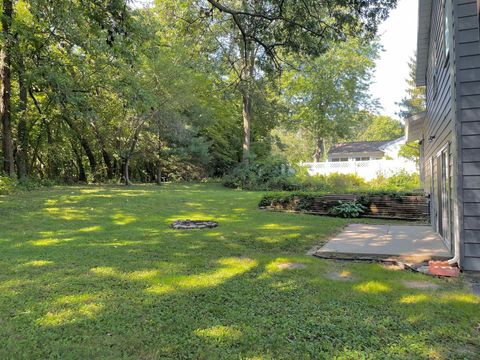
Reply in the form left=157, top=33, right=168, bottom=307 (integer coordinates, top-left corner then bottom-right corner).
left=72, top=144, right=87, bottom=182
left=102, top=149, right=114, bottom=180
left=91, top=121, right=114, bottom=179
left=1, top=0, right=14, bottom=176
left=122, top=121, right=142, bottom=186
left=241, top=88, right=251, bottom=164
left=17, top=56, right=28, bottom=180
left=314, top=137, right=325, bottom=162
left=62, top=115, right=97, bottom=181
left=239, top=43, right=255, bottom=165
left=123, top=158, right=131, bottom=186
left=156, top=159, right=162, bottom=185
left=156, top=130, right=162, bottom=185
left=78, top=136, right=97, bottom=180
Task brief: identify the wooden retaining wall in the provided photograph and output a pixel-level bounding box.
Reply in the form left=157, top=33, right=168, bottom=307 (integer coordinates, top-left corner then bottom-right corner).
left=265, top=194, right=429, bottom=221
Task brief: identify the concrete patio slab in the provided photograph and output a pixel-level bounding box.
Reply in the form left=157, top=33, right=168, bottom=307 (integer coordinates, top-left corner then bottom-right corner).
left=315, top=224, right=451, bottom=262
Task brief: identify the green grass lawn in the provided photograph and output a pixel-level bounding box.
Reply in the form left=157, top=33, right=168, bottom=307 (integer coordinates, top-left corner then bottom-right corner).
left=0, top=183, right=478, bottom=359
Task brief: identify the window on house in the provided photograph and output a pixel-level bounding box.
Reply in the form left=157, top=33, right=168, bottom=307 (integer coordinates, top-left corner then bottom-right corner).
left=340, top=158, right=348, bottom=162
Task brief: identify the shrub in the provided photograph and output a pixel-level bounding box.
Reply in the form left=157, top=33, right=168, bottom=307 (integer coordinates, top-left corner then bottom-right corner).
left=368, top=170, right=421, bottom=192
left=329, top=200, right=367, bottom=218
left=223, top=156, right=299, bottom=191
left=224, top=159, right=370, bottom=192
left=0, top=176, right=17, bottom=195
left=0, top=176, right=55, bottom=195
left=324, top=173, right=366, bottom=192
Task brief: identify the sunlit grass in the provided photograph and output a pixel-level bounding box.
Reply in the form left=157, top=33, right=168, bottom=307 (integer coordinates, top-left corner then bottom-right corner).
left=354, top=281, right=392, bottom=294
left=0, top=183, right=478, bottom=359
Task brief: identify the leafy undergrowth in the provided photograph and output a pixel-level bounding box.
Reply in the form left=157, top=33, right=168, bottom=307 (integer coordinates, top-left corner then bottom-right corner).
left=0, top=183, right=478, bottom=359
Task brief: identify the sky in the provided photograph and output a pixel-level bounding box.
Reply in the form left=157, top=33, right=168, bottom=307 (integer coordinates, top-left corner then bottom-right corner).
left=130, top=0, right=418, bottom=120
left=370, top=0, right=419, bottom=119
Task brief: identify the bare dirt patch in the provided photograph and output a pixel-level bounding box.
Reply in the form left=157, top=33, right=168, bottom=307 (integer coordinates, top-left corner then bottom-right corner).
left=326, top=271, right=354, bottom=281
left=401, top=280, right=440, bottom=290
left=277, top=262, right=307, bottom=270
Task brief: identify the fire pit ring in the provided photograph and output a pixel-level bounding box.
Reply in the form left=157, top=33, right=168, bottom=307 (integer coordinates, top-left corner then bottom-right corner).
left=171, top=220, right=219, bottom=230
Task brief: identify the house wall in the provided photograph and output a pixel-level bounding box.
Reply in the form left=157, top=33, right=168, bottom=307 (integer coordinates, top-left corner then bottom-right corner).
left=423, top=0, right=456, bottom=252
left=455, top=0, right=480, bottom=271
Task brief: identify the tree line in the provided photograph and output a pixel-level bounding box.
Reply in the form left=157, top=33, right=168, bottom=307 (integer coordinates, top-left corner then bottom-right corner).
left=0, top=0, right=402, bottom=184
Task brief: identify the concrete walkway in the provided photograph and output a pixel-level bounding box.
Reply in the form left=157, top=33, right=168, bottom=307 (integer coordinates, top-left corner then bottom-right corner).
left=315, top=224, right=451, bottom=262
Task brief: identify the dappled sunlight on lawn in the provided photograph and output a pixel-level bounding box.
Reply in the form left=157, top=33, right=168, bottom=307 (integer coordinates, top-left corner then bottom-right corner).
left=259, top=223, right=305, bottom=231
left=399, top=292, right=480, bottom=306
left=78, top=225, right=103, bottom=233
left=37, top=293, right=103, bottom=327
left=354, top=281, right=391, bottom=294
left=194, top=325, right=243, bottom=342
left=44, top=207, right=90, bottom=221
left=0, top=278, right=34, bottom=297
left=399, top=294, right=430, bottom=304
left=20, top=260, right=55, bottom=267
left=0, top=183, right=479, bottom=358
left=146, top=257, right=258, bottom=294
left=29, top=237, right=76, bottom=246
left=255, top=232, right=302, bottom=243
left=439, top=293, right=480, bottom=305
left=111, top=213, right=137, bottom=225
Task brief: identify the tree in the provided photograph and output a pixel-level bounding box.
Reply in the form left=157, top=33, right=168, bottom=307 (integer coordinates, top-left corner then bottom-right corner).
left=0, top=0, right=398, bottom=184
left=355, top=115, right=404, bottom=141
left=397, top=55, right=426, bottom=163
left=282, top=38, right=379, bottom=162
left=174, top=0, right=397, bottom=164
left=1, top=0, right=15, bottom=176
left=397, top=55, right=426, bottom=119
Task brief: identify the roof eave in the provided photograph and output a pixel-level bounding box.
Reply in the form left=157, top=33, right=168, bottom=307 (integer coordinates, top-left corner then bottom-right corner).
left=378, top=136, right=405, bottom=151
left=416, top=0, right=433, bottom=87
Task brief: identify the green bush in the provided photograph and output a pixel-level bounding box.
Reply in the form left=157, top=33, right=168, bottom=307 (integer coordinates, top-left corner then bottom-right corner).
left=224, top=160, right=421, bottom=194
left=329, top=200, right=367, bottom=218
left=0, top=176, right=55, bottom=195
left=223, top=156, right=300, bottom=191
left=224, top=159, right=369, bottom=192
left=0, top=176, right=17, bottom=195
left=368, top=170, right=421, bottom=192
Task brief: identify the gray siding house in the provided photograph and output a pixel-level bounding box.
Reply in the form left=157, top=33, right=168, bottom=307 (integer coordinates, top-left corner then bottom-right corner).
left=407, top=0, right=480, bottom=271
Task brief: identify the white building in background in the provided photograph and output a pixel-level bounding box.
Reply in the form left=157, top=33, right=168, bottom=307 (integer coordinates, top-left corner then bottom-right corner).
left=304, top=137, right=418, bottom=181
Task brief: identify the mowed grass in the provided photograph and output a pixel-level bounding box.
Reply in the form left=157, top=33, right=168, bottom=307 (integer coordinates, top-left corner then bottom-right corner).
left=0, top=183, right=478, bottom=359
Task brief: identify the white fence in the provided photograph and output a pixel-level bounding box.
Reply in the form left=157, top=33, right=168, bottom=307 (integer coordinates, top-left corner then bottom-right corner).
left=303, top=159, right=418, bottom=181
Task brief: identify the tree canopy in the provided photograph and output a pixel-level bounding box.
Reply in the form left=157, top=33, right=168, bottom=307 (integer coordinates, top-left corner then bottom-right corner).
left=355, top=115, right=404, bottom=142
left=0, top=0, right=398, bottom=183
